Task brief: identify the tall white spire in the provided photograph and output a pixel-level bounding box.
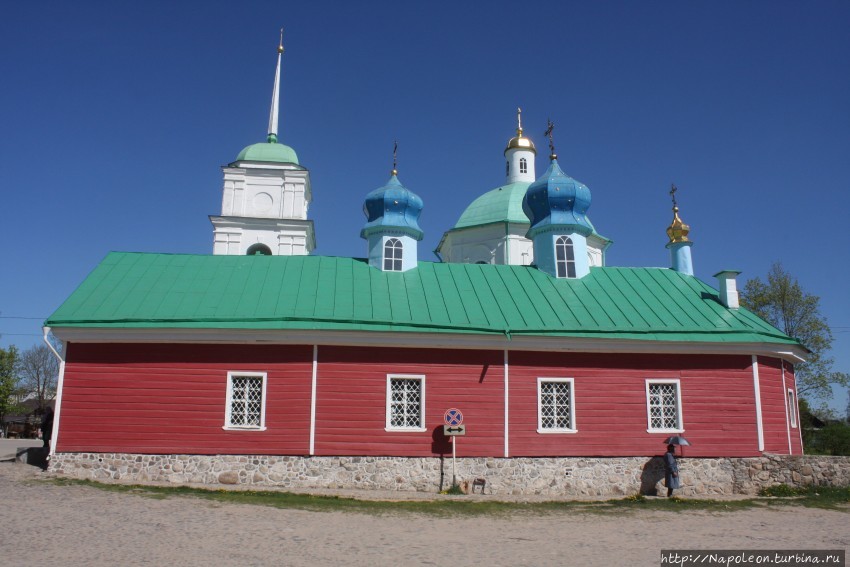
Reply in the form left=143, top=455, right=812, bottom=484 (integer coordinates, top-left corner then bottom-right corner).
left=267, top=28, right=284, bottom=144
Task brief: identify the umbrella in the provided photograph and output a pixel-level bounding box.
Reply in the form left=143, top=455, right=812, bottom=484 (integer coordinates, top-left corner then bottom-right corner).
left=664, top=435, right=691, bottom=457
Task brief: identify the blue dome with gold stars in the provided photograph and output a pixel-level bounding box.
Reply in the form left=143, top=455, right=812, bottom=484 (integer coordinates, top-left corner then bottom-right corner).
left=522, top=159, right=593, bottom=237
left=361, top=174, right=424, bottom=240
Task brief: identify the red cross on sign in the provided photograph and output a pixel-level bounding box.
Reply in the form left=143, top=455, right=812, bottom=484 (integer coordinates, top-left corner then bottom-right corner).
left=444, top=408, right=463, bottom=426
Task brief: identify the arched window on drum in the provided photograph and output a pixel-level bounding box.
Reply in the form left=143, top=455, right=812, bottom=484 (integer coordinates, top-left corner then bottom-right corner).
left=555, top=236, right=576, bottom=278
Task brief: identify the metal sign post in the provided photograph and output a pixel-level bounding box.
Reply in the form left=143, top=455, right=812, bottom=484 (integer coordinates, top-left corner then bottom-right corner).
left=452, top=435, right=456, bottom=486
left=443, top=409, right=464, bottom=487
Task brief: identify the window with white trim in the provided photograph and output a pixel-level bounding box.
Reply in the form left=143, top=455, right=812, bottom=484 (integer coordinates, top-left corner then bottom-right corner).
left=788, top=389, right=797, bottom=428
left=519, top=157, right=528, bottom=174
left=224, top=372, right=267, bottom=430
left=555, top=236, right=576, bottom=278
left=384, top=238, right=403, bottom=271
left=386, top=375, right=425, bottom=431
left=646, top=380, right=682, bottom=432
left=537, top=378, right=576, bottom=433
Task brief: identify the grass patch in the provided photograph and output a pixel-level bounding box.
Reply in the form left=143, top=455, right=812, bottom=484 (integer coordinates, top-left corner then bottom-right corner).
left=48, top=477, right=850, bottom=515
left=758, top=485, right=850, bottom=509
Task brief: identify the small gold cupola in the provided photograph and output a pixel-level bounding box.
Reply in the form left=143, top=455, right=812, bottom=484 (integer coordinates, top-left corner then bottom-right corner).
left=665, top=183, right=694, bottom=276
left=505, top=107, right=537, bottom=154
left=666, top=184, right=690, bottom=243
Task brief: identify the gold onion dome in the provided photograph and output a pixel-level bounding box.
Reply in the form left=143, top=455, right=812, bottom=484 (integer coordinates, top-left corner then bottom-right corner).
left=505, top=127, right=537, bottom=154
left=666, top=206, right=690, bottom=243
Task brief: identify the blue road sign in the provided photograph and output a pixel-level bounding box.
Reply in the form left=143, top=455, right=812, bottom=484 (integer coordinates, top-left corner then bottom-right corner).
left=444, top=408, right=463, bottom=426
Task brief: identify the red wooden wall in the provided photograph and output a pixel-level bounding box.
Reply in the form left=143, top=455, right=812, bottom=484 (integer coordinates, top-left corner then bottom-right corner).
left=58, top=343, right=313, bottom=455
left=315, top=347, right=503, bottom=457
left=757, top=356, right=803, bottom=454
left=56, top=342, right=800, bottom=457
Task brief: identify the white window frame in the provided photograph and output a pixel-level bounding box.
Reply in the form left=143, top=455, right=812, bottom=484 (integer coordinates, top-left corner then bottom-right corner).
left=537, top=377, right=577, bottom=434
left=519, top=157, right=528, bottom=174
left=383, top=237, right=403, bottom=272
left=788, top=389, right=798, bottom=428
left=645, top=379, right=683, bottom=433
left=385, top=374, right=426, bottom=432
left=555, top=235, right=576, bottom=279
left=223, top=371, right=268, bottom=431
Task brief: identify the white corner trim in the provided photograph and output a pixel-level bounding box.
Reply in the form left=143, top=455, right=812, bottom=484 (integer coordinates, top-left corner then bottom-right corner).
left=782, top=363, right=792, bottom=454
left=751, top=355, right=765, bottom=452
left=504, top=349, right=509, bottom=458
left=42, top=327, right=65, bottom=456
left=791, top=364, right=804, bottom=454
left=309, top=345, right=318, bottom=456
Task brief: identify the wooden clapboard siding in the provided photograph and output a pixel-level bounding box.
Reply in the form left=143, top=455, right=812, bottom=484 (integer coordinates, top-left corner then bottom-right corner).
left=57, top=343, right=313, bottom=454
left=314, top=347, right=504, bottom=457
left=56, top=342, right=798, bottom=458
left=757, top=356, right=801, bottom=454
left=508, top=352, right=761, bottom=457
left=785, top=364, right=804, bottom=454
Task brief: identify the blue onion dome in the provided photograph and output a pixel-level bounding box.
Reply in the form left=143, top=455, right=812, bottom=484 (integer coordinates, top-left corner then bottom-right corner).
left=360, top=174, right=424, bottom=240
left=522, top=159, right=593, bottom=236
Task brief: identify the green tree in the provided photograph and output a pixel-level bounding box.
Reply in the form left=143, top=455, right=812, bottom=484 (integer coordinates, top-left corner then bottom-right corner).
left=0, top=345, right=23, bottom=432
left=741, top=262, right=850, bottom=402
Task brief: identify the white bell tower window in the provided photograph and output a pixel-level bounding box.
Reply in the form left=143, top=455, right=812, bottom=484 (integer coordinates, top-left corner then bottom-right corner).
left=506, top=161, right=510, bottom=176
left=384, top=238, right=403, bottom=271
left=555, top=236, right=576, bottom=278
left=519, top=157, right=528, bottom=174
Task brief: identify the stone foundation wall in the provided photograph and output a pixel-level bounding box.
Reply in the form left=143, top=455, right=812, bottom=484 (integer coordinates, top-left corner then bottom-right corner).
left=49, top=452, right=850, bottom=497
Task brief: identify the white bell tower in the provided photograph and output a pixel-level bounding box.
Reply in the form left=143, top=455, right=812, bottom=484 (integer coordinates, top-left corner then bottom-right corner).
left=210, top=30, right=315, bottom=256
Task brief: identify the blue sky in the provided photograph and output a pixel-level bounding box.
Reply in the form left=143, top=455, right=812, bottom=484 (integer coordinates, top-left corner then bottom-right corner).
left=2, top=1, right=849, bottom=412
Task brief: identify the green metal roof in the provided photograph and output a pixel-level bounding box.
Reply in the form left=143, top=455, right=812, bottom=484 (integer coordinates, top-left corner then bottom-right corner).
left=454, top=182, right=530, bottom=229
left=46, top=252, right=799, bottom=347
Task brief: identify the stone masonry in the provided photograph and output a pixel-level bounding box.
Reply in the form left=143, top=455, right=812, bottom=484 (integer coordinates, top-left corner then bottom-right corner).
left=49, top=453, right=850, bottom=497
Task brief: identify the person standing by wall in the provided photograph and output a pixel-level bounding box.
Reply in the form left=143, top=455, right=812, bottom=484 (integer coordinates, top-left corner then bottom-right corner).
left=664, top=444, right=680, bottom=497
left=40, top=406, right=54, bottom=450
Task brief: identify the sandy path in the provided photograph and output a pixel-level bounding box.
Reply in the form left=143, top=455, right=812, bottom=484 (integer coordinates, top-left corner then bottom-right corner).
left=1, top=463, right=847, bottom=567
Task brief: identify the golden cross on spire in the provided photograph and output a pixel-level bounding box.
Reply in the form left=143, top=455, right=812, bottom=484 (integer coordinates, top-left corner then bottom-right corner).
left=278, top=27, right=284, bottom=54
left=517, top=107, right=523, bottom=135
left=544, top=118, right=556, bottom=159
left=669, top=183, right=679, bottom=210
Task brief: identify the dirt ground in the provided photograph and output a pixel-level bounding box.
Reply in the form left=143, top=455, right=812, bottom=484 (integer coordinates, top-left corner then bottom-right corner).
left=1, top=462, right=847, bottom=567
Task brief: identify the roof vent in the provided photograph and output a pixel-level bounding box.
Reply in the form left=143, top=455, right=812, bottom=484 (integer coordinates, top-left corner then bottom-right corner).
left=714, top=270, right=741, bottom=309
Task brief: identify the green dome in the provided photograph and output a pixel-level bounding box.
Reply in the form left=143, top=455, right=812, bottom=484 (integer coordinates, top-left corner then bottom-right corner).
left=453, top=181, right=605, bottom=238
left=234, top=141, right=299, bottom=165
left=454, top=182, right=530, bottom=229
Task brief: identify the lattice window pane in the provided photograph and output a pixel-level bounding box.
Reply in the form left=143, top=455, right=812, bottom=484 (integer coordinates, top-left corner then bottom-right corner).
left=648, top=383, right=679, bottom=430
left=230, top=376, right=263, bottom=427
left=389, top=378, right=422, bottom=428
left=540, top=381, right=572, bottom=429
